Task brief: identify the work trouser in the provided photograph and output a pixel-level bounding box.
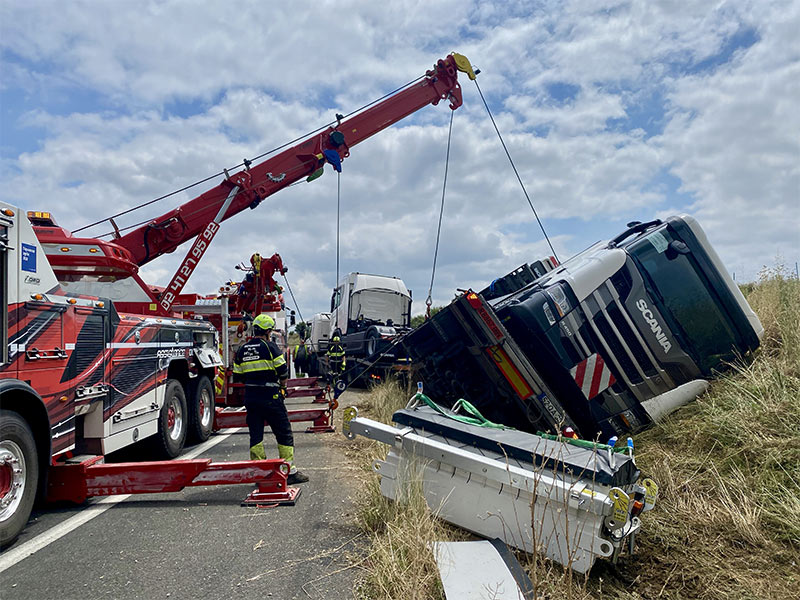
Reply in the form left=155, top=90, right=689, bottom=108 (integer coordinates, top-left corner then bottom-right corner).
left=243, top=387, right=295, bottom=468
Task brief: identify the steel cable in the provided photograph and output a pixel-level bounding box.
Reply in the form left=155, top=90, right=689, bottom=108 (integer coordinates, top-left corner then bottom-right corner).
left=281, top=272, right=305, bottom=326
left=473, top=78, right=559, bottom=262
left=425, top=108, right=455, bottom=317
left=72, top=75, right=426, bottom=236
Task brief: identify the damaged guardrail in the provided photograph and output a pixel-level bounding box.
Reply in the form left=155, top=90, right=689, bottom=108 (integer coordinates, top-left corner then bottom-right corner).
left=343, top=392, right=658, bottom=574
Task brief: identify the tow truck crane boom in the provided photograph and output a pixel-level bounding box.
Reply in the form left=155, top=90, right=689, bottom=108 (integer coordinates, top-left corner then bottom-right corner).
left=108, top=53, right=475, bottom=312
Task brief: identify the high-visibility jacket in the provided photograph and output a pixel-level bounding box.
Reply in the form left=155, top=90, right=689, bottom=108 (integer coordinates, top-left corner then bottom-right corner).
left=327, top=342, right=346, bottom=372
left=294, top=344, right=308, bottom=363
left=327, top=343, right=345, bottom=360
left=233, top=337, right=288, bottom=388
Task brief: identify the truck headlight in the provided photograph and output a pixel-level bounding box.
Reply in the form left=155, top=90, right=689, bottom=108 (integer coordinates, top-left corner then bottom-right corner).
left=546, top=285, right=571, bottom=318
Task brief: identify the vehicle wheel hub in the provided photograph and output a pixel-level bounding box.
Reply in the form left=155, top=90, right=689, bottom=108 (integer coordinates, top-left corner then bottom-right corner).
left=0, top=443, right=26, bottom=523
left=200, top=389, right=212, bottom=428
left=167, top=399, right=183, bottom=441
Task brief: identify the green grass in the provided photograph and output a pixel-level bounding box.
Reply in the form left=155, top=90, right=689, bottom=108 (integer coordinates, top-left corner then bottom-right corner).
left=348, top=272, right=800, bottom=599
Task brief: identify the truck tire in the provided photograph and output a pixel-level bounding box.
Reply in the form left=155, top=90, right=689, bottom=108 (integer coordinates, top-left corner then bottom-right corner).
left=187, top=376, right=214, bottom=443
left=0, top=410, right=39, bottom=549
left=155, top=379, right=188, bottom=458
left=366, top=329, right=381, bottom=357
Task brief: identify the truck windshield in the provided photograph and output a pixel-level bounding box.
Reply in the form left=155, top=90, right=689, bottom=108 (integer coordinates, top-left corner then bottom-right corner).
left=59, top=272, right=153, bottom=302
left=350, top=290, right=409, bottom=326
left=627, top=230, right=740, bottom=373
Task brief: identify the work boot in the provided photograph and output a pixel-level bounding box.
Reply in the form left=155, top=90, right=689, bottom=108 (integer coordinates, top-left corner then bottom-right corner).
left=287, top=470, right=310, bottom=485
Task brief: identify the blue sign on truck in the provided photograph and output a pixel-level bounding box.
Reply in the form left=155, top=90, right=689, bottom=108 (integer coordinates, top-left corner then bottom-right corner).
left=21, top=242, right=36, bottom=272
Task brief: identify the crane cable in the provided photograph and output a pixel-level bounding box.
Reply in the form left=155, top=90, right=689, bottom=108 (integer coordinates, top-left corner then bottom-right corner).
left=281, top=272, right=305, bottom=326
left=472, top=78, right=559, bottom=263
left=72, top=74, right=428, bottom=236
left=336, top=171, right=341, bottom=287
left=425, top=108, right=455, bottom=318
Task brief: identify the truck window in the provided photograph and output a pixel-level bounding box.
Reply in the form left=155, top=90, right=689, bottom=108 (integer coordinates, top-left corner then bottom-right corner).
left=332, top=286, right=344, bottom=309
left=628, top=231, right=740, bottom=373
left=59, top=271, right=153, bottom=302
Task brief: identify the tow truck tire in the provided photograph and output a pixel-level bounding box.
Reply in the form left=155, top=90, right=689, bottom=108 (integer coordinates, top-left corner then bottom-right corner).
left=0, top=410, right=39, bottom=549
left=187, top=376, right=214, bottom=443
left=155, top=379, right=188, bottom=458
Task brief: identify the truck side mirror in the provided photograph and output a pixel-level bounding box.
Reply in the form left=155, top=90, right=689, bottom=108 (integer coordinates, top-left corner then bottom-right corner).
left=290, top=310, right=296, bottom=326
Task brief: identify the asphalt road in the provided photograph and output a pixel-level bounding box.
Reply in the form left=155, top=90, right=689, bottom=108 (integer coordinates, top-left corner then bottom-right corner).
left=0, top=391, right=369, bottom=600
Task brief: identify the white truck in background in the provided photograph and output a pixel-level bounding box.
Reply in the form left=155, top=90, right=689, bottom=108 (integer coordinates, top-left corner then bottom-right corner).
left=308, top=273, right=412, bottom=383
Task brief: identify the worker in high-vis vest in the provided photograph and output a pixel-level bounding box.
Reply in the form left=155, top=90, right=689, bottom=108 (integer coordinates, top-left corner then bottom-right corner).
left=233, top=314, right=309, bottom=484
left=327, top=335, right=346, bottom=382
left=293, top=338, right=309, bottom=377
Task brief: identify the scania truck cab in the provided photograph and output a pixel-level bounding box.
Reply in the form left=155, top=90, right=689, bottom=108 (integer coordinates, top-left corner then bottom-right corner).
left=403, top=215, right=763, bottom=438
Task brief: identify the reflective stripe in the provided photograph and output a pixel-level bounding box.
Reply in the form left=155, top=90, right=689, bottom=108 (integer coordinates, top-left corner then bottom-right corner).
left=233, top=358, right=282, bottom=374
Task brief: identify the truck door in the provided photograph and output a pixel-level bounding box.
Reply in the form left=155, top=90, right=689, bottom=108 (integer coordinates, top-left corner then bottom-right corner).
left=68, top=305, right=109, bottom=446
left=16, top=300, right=73, bottom=451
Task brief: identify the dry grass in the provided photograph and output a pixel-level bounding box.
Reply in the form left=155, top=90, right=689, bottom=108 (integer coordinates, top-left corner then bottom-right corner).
left=346, top=380, right=451, bottom=599
left=348, top=271, right=800, bottom=600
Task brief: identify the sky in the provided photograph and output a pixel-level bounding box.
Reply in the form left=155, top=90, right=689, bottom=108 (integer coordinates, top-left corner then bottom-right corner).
left=1, top=0, right=798, bottom=322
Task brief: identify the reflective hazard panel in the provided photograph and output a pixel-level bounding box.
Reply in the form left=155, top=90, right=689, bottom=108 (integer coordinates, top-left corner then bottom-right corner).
left=343, top=406, right=358, bottom=440
left=486, top=345, right=533, bottom=400
left=570, top=353, right=616, bottom=400
left=642, top=478, right=659, bottom=512
left=609, top=488, right=630, bottom=524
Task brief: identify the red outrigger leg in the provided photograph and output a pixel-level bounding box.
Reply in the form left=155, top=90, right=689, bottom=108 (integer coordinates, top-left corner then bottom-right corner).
left=46, top=457, right=300, bottom=506
left=215, top=376, right=337, bottom=434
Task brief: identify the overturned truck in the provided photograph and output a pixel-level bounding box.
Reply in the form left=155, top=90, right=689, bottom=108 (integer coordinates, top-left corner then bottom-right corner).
left=403, top=215, right=763, bottom=438
left=345, top=215, right=764, bottom=573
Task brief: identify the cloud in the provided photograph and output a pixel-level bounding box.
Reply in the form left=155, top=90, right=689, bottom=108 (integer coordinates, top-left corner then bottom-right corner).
left=1, top=0, right=797, bottom=318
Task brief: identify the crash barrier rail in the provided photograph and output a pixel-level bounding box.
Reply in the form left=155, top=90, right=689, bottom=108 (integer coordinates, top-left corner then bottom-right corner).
left=343, top=399, right=658, bottom=574
left=46, top=455, right=300, bottom=506
left=214, top=376, right=336, bottom=433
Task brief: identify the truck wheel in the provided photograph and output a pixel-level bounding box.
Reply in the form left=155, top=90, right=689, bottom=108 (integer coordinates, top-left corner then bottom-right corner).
left=187, top=376, right=214, bottom=443
left=366, top=330, right=381, bottom=356
left=308, top=354, right=319, bottom=377
left=0, top=410, right=39, bottom=549
left=155, top=379, right=187, bottom=458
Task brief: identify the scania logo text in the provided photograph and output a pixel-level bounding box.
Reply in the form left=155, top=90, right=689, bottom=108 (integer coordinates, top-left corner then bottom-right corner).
left=636, top=299, right=672, bottom=353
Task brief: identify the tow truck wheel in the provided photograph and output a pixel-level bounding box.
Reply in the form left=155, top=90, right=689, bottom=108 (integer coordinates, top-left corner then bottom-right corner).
left=0, top=410, right=39, bottom=549
left=155, top=379, right=187, bottom=458
left=188, top=376, right=214, bottom=443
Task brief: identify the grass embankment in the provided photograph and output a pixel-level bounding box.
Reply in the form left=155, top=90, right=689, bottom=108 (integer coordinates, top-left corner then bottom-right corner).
left=348, top=273, right=800, bottom=600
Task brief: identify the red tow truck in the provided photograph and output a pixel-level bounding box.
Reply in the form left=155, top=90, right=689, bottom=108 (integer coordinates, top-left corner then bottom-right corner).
left=0, top=53, right=476, bottom=546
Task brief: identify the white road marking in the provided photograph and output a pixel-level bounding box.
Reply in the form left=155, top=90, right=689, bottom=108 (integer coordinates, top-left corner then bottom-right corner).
left=0, top=428, right=243, bottom=573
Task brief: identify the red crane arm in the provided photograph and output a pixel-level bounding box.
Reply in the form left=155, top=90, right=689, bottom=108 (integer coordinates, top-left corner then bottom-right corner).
left=116, top=54, right=475, bottom=268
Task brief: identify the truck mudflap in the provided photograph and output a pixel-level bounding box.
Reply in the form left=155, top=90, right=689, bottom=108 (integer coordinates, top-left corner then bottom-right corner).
left=401, top=292, right=576, bottom=435
left=343, top=405, right=657, bottom=574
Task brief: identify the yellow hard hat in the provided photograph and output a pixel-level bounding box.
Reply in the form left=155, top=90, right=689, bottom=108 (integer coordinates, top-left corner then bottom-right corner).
left=253, top=314, right=275, bottom=332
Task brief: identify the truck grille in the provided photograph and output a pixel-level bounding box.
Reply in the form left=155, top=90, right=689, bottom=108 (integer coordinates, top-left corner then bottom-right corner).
left=576, top=280, right=673, bottom=399
left=591, top=310, right=643, bottom=384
